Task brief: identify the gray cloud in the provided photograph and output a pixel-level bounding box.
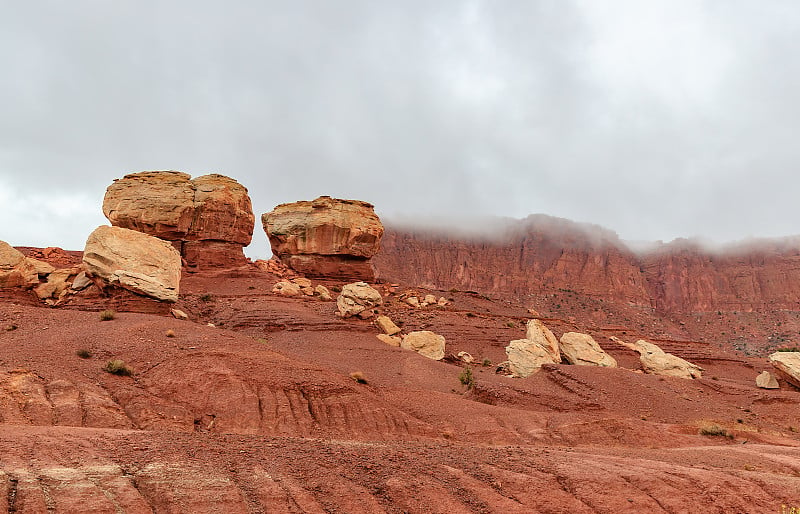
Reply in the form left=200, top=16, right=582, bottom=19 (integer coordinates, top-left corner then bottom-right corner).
left=2, top=1, right=800, bottom=258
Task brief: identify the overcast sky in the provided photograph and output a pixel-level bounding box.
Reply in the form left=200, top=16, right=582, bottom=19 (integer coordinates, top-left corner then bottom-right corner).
left=2, top=1, right=799, bottom=258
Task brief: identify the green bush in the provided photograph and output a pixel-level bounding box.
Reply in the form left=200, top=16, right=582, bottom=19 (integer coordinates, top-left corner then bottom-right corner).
left=99, top=310, right=116, bottom=321
left=459, top=367, right=474, bottom=388
left=76, top=349, right=93, bottom=359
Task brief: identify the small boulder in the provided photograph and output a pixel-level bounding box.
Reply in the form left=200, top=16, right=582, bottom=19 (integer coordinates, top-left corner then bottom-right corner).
left=34, top=268, right=78, bottom=300
left=423, top=294, right=437, bottom=305
left=401, top=331, right=445, bottom=360
left=170, top=308, right=189, bottom=320
left=70, top=271, right=93, bottom=291
left=375, top=315, right=401, bottom=336
left=405, top=296, right=420, bottom=308
left=769, top=352, right=800, bottom=389
left=457, top=351, right=474, bottom=364
left=524, top=319, right=561, bottom=362
left=336, top=282, right=383, bottom=318
left=377, top=334, right=401, bottom=347
left=559, top=332, right=617, bottom=367
left=315, top=284, right=332, bottom=301
left=505, top=339, right=557, bottom=378
left=83, top=226, right=181, bottom=302
left=756, top=370, right=779, bottom=389
left=437, top=297, right=448, bottom=306
left=292, top=277, right=312, bottom=288
left=272, top=281, right=302, bottom=297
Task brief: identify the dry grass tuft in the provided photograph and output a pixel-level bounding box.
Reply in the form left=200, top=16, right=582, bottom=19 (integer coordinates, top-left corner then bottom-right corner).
left=99, top=310, right=116, bottom=321
left=349, top=371, right=368, bottom=384
left=104, top=359, right=133, bottom=376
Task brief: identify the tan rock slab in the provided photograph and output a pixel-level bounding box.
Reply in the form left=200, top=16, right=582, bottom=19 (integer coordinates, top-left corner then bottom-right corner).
left=375, top=315, right=401, bottom=336
left=315, top=285, right=332, bottom=301
left=401, top=331, right=445, bottom=360
left=559, top=332, right=617, bottom=367
left=0, top=241, right=39, bottom=288
left=83, top=226, right=181, bottom=302
left=756, top=370, right=779, bottom=389
left=336, top=282, right=383, bottom=318
left=525, top=319, right=561, bottom=362
left=376, top=334, right=401, bottom=347
left=769, top=352, right=800, bottom=389
left=272, top=281, right=302, bottom=297
left=505, top=339, right=557, bottom=378
left=632, top=340, right=703, bottom=379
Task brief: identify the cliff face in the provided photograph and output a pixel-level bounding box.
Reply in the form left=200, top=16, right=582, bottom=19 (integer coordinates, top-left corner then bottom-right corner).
left=374, top=216, right=800, bottom=316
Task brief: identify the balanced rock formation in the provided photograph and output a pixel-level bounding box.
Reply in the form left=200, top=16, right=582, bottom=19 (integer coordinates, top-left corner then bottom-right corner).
left=401, top=331, right=445, bottom=360
left=262, top=196, right=383, bottom=280
left=336, top=282, right=383, bottom=318
left=768, top=352, right=800, bottom=389
left=559, top=332, right=617, bottom=367
left=83, top=226, right=182, bottom=302
left=623, top=339, right=703, bottom=379
left=0, top=240, right=45, bottom=288
left=103, top=171, right=254, bottom=269
left=756, top=370, right=780, bottom=389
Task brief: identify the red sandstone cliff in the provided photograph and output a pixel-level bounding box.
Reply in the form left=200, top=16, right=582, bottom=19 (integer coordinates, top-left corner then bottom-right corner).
left=374, top=215, right=800, bottom=316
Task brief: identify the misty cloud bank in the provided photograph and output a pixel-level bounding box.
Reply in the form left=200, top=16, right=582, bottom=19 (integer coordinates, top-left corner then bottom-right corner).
left=2, top=1, right=800, bottom=258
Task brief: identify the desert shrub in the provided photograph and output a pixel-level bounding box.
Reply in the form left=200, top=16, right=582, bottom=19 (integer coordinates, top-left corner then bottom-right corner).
left=459, top=367, right=474, bottom=388
left=349, top=371, right=367, bottom=384
left=698, top=423, right=733, bottom=439
left=104, top=359, right=133, bottom=376
left=76, top=349, right=93, bottom=359
left=4, top=324, right=17, bottom=331
left=99, top=310, right=116, bottom=321
left=506, top=321, right=516, bottom=328
left=466, top=312, right=476, bottom=318
left=482, top=358, right=492, bottom=367
left=200, top=293, right=213, bottom=302
left=776, top=347, right=800, bottom=352
left=165, top=329, right=176, bottom=338
left=330, top=285, right=342, bottom=293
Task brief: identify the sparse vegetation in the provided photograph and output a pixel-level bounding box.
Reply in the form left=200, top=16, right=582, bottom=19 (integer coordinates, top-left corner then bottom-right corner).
left=256, top=338, right=268, bottom=344
left=200, top=293, right=213, bottom=302
left=165, top=329, right=176, bottom=338
left=466, top=312, right=476, bottom=318
left=330, top=285, right=342, bottom=293
left=776, top=347, right=800, bottom=352
left=99, top=310, right=116, bottom=321
left=4, top=324, right=17, bottom=331
left=459, top=367, right=474, bottom=388
left=104, top=359, right=133, bottom=376
left=506, top=321, right=516, bottom=328
left=698, top=422, right=733, bottom=439
left=349, top=371, right=368, bottom=384
left=482, top=358, right=492, bottom=367
left=76, top=349, right=93, bottom=359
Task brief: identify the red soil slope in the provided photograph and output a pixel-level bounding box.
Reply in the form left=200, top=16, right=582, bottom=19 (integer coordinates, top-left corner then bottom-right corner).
left=2, top=257, right=800, bottom=512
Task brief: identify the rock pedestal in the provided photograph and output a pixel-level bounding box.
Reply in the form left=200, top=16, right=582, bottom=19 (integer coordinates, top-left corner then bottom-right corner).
left=102, top=171, right=254, bottom=270
left=262, top=196, right=383, bottom=280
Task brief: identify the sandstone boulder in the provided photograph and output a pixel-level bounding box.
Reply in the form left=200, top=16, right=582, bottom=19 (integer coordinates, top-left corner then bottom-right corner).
left=102, top=171, right=254, bottom=269
left=336, top=282, right=383, bottom=318
left=401, top=331, right=445, bottom=360
left=630, top=340, right=703, bottom=379
left=559, top=332, right=617, bottom=368
left=769, top=352, right=800, bottom=389
left=457, top=351, right=474, bottom=364
left=34, top=267, right=80, bottom=301
left=377, top=334, right=401, bottom=347
left=525, top=319, right=561, bottom=362
left=272, top=281, right=302, bottom=297
left=315, top=285, right=332, bottom=301
left=375, top=315, right=401, bottom=335
left=262, top=196, right=383, bottom=280
left=0, top=241, right=40, bottom=288
left=756, top=370, right=780, bottom=389
left=505, top=339, right=557, bottom=378
left=83, top=226, right=181, bottom=302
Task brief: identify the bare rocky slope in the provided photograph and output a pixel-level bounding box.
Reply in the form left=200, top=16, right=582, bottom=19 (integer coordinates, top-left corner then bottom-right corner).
left=1, top=251, right=800, bottom=512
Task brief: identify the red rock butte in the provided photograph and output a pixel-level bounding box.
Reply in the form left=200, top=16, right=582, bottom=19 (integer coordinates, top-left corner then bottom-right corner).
left=103, top=170, right=254, bottom=270
left=262, top=195, right=384, bottom=280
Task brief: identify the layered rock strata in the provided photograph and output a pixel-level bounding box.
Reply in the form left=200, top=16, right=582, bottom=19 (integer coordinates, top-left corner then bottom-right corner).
left=262, top=196, right=383, bottom=280
left=103, top=171, right=254, bottom=269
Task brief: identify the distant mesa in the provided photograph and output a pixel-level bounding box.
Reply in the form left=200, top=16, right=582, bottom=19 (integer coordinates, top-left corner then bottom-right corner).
left=102, top=171, right=254, bottom=270
left=262, top=196, right=384, bottom=280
